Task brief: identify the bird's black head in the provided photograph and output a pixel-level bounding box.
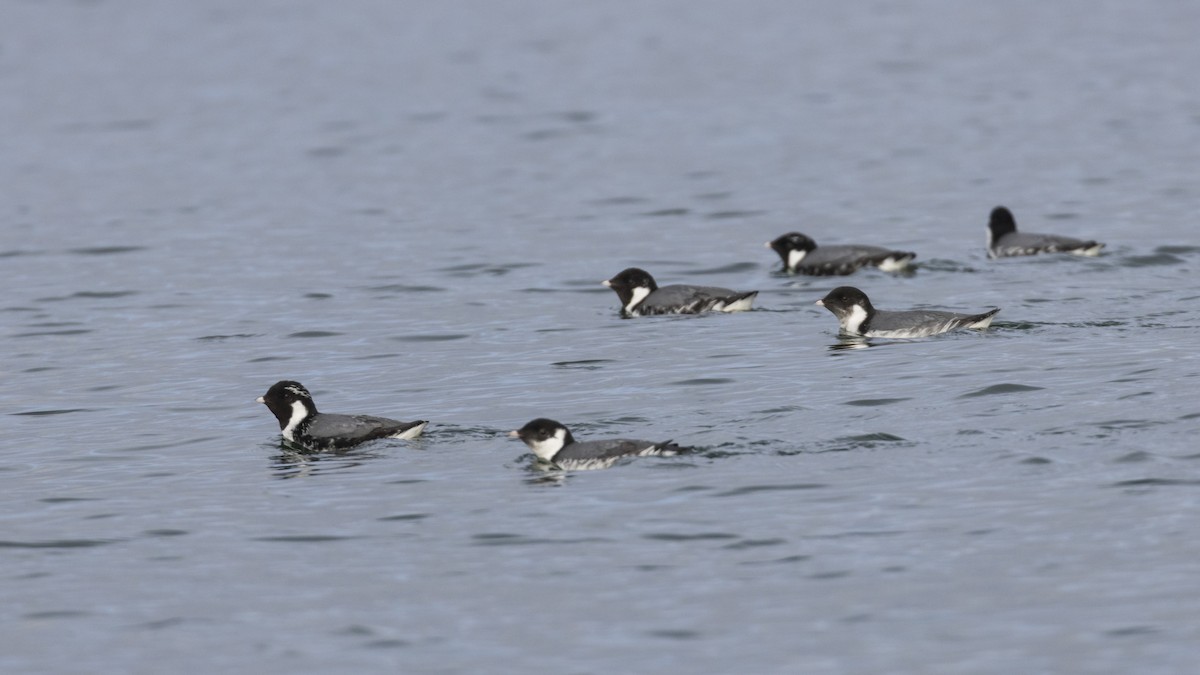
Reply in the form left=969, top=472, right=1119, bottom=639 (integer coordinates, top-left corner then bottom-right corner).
left=816, top=286, right=874, bottom=314
left=512, top=417, right=569, bottom=441
left=815, top=286, right=876, bottom=336
left=604, top=267, right=658, bottom=292
left=988, top=206, right=1018, bottom=237
left=257, top=380, right=317, bottom=430
left=508, top=418, right=576, bottom=461
left=767, top=232, right=817, bottom=257
left=603, top=267, right=659, bottom=313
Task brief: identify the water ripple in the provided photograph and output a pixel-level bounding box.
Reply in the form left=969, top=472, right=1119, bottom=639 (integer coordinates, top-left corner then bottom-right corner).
left=437, top=263, right=537, bottom=277
left=67, top=246, right=146, bottom=255
left=0, top=539, right=119, bottom=548
left=253, top=535, right=363, bottom=543
left=37, top=290, right=139, bottom=301
left=1111, top=478, right=1200, bottom=488
left=196, top=334, right=257, bottom=341
left=795, top=433, right=910, bottom=454
left=713, top=484, right=826, bottom=498
left=722, top=538, right=787, bottom=550
left=647, top=629, right=701, bottom=640
left=11, top=329, right=93, bottom=337
left=959, top=383, right=1045, bottom=398
left=391, top=334, right=470, bottom=342
left=684, top=262, right=760, bottom=275
left=471, top=533, right=609, bottom=546
left=361, top=283, right=445, bottom=293
left=143, top=529, right=188, bottom=538
left=552, top=359, right=613, bottom=370
left=740, top=554, right=812, bottom=566
left=643, top=532, right=738, bottom=542
left=843, top=397, right=911, bottom=407
left=24, top=610, right=91, bottom=619
left=286, top=330, right=343, bottom=338
left=705, top=210, right=765, bottom=219
left=1122, top=253, right=1185, bottom=267
left=589, top=195, right=647, bottom=206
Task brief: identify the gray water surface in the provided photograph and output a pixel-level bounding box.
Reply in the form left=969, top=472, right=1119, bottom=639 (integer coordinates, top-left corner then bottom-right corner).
left=3, top=1, right=1200, bottom=673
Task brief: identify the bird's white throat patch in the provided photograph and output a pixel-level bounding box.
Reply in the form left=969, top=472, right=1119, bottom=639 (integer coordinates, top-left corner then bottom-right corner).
left=787, top=249, right=808, bottom=270
left=625, top=285, right=652, bottom=313
left=843, top=304, right=869, bottom=335
left=281, top=400, right=310, bottom=441
left=528, top=427, right=568, bottom=461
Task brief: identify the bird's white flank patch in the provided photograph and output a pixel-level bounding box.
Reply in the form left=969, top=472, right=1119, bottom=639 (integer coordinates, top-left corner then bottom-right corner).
left=392, top=421, right=427, bottom=440
left=722, top=294, right=756, bottom=312
left=877, top=255, right=910, bottom=273
left=967, top=314, right=997, bottom=329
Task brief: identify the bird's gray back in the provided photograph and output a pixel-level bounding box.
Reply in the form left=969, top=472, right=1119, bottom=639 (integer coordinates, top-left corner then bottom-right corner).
left=556, top=438, right=663, bottom=461
left=637, top=284, right=756, bottom=315
left=868, top=308, right=997, bottom=337
left=645, top=284, right=735, bottom=306
left=307, top=413, right=410, bottom=441
left=809, top=244, right=892, bottom=264
left=996, top=231, right=1092, bottom=253
left=799, top=245, right=914, bottom=275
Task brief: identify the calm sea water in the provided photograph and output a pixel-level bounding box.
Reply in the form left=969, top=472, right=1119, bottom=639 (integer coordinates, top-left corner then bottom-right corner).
left=3, top=1, right=1199, bottom=673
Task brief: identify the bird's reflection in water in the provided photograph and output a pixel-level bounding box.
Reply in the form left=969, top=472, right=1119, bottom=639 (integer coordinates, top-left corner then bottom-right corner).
left=519, top=455, right=570, bottom=486
left=269, top=441, right=386, bottom=480
left=827, top=336, right=873, bottom=352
